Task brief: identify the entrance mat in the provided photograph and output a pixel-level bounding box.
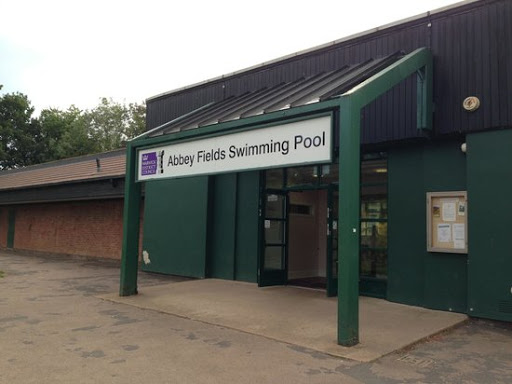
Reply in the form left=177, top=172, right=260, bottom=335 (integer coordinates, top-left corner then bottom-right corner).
left=288, top=277, right=327, bottom=290
left=100, top=279, right=467, bottom=362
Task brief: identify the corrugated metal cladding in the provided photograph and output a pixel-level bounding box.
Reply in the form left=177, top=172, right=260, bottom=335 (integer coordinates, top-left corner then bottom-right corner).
left=150, top=54, right=402, bottom=136
left=146, top=0, right=512, bottom=145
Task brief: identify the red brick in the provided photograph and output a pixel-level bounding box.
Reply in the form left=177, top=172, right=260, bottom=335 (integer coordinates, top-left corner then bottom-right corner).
left=3, top=199, right=144, bottom=260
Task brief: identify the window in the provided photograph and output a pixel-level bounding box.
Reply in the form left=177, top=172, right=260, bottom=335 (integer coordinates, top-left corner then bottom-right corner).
left=360, top=157, right=388, bottom=280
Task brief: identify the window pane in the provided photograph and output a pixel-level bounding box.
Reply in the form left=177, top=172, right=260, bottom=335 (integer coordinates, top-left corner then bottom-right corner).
left=265, top=194, right=285, bottom=219
left=360, top=249, right=387, bottom=279
left=320, top=163, right=338, bottom=184
left=264, top=246, right=283, bottom=270
left=361, top=197, right=388, bottom=219
left=361, top=159, right=387, bottom=184
left=265, top=220, right=285, bottom=244
left=286, top=166, right=318, bottom=187
left=360, top=156, right=388, bottom=281
left=266, top=169, right=283, bottom=189
left=360, top=222, right=387, bottom=248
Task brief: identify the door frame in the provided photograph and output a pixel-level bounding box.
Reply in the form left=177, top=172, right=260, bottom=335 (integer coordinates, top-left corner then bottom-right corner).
left=326, top=184, right=339, bottom=296
left=258, top=189, right=289, bottom=287
left=258, top=172, right=339, bottom=291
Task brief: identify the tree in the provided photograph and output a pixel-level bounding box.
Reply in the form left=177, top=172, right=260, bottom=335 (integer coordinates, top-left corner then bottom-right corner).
left=86, top=98, right=146, bottom=152
left=38, top=106, right=100, bottom=161
left=0, top=90, right=42, bottom=169
left=0, top=89, right=146, bottom=168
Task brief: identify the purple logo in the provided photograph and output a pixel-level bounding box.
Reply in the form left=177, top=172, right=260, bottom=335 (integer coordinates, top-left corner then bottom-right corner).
left=141, top=152, right=157, bottom=176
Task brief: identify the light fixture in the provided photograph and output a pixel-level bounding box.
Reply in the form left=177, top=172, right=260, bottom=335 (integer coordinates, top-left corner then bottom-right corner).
left=463, top=96, right=480, bottom=112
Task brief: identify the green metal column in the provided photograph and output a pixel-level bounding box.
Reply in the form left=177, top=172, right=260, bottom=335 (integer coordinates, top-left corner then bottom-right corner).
left=337, top=97, right=361, bottom=346
left=119, top=142, right=142, bottom=296
left=336, top=47, right=433, bottom=346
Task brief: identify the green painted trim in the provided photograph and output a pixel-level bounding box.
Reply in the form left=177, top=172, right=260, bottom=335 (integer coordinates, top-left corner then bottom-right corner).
left=338, top=96, right=361, bottom=346
left=7, top=208, right=15, bottom=249
left=337, top=47, right=433, bottom=346
left=233, top=174, right=239, bottom=280
left=343, top=47, right=433, bottom=131
left=119, top=142, right=142, bottom=296
left=130, top=101, right=340, bottom=150
left=132, top=102, right=216, bottom=141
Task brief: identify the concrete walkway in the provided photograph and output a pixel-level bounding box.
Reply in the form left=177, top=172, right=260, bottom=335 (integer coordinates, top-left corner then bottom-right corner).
left=101, top=278, right=467, bottom=362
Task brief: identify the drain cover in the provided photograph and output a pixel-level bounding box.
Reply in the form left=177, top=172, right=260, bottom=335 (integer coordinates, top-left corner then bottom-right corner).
left=397, top=354, right=435, bottom=368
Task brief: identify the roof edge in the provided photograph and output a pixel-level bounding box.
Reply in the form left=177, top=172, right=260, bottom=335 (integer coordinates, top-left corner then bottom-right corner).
left=146, top=0, right=480, bottom=103
left=0, top=174, right=126, bottom=193
left=0, top=148, right=126, bottom=175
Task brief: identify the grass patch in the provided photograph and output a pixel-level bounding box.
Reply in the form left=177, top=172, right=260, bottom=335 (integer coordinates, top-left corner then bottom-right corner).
left=0, top=271, right=4, bottom=278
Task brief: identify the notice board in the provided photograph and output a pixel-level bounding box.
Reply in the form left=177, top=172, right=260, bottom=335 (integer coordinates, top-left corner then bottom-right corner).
left=426, top=191, right=467, bottom=253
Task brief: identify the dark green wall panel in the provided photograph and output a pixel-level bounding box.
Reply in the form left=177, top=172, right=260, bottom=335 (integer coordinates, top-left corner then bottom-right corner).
left=424, top=253, right=467, bottom=312
left=142, top=177, right=209, bottom=278
left=422, top=142, right=467, bottom=312
left=388, top=141, right=467, bottom=312
left=388, top=147, right=425, bottom=305
left=7, top=208, right=15, bottom=248
left=208, top=174, right=237, bottom=279
left=467, top=130, right=512, bottom=321
left=234, top=171, right=260, bottom=283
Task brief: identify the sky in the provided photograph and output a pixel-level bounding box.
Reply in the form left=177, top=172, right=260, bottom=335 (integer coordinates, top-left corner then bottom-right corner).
left=0, top=0, right=464, bottom=114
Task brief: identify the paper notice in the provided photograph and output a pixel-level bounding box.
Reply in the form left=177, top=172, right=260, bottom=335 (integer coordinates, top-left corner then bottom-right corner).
left=458, top=202, right=466, bottom=216
left=437, top=224, right=452, bottom=243
left=264, top=220, right=271, bottom=229
left=442, top=202, right=456, bottom=222
left=453, top=223, right=465, bottom=249
left=453, top=240, right=465, bottom=249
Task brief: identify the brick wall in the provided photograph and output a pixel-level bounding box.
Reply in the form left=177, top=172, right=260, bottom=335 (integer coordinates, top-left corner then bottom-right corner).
left=7, top=199, right=144, bottom=260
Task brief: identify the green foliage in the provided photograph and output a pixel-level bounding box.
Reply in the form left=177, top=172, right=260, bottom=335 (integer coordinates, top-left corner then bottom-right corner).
left=0, top=91, right=146, bottom=168
left=38, top=106, right=101, bottom=160
left=0, top=92, right=42, bottom=168
left=87, top=98, right=146, bottom=152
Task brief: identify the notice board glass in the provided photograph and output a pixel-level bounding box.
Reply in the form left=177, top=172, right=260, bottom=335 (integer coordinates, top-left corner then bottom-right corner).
left=426, top=191, right=467, bottom=253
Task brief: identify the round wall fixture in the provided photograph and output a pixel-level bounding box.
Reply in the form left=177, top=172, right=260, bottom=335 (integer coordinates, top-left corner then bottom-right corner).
left=462, top=96, right=480, bottom=111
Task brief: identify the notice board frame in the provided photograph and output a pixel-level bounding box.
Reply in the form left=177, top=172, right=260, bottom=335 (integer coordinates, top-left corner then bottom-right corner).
left=426, top=191, right=468, bottom=254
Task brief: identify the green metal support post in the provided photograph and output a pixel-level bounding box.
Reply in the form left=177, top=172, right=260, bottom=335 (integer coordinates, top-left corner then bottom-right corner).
left=338, top=96, right=362, bottom=346
left=336, top=47, right=433, bottom=346
left=119, top=142, right=142, bottom=296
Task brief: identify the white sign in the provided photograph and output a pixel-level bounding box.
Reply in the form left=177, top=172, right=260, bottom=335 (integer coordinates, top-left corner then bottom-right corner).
left=437, top=223, right=451, bottom=243
left=442, top=201, right=456, bottom=222
left=137, top=115, right=332, bottom=181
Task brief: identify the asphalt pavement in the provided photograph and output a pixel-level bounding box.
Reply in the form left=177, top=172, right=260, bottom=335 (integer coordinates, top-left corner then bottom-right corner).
left=1, top=250, right=511, bottom=384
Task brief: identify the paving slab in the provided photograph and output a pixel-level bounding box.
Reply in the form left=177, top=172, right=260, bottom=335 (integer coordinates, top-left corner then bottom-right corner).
left=101, top=278, right=467, bottom=362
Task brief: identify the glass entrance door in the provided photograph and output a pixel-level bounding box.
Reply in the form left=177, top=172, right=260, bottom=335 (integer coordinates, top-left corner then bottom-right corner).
left=258, top=190, right=288, bottom=287
left=326, top=185, right=339, bottom=297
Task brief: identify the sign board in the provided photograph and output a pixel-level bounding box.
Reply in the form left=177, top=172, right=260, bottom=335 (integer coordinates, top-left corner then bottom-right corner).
left=137, top=115, right=332, bottom=181
left=426, top=191, right=468, bottom=253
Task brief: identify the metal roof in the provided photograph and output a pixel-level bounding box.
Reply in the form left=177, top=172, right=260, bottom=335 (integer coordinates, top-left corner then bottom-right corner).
left=0, top=150, right=126, bottom=191
left=149, top=52, right=403, bottom=137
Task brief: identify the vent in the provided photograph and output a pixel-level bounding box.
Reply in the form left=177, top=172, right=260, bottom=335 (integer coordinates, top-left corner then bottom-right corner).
left=498, top=300, right=512, bottom=314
